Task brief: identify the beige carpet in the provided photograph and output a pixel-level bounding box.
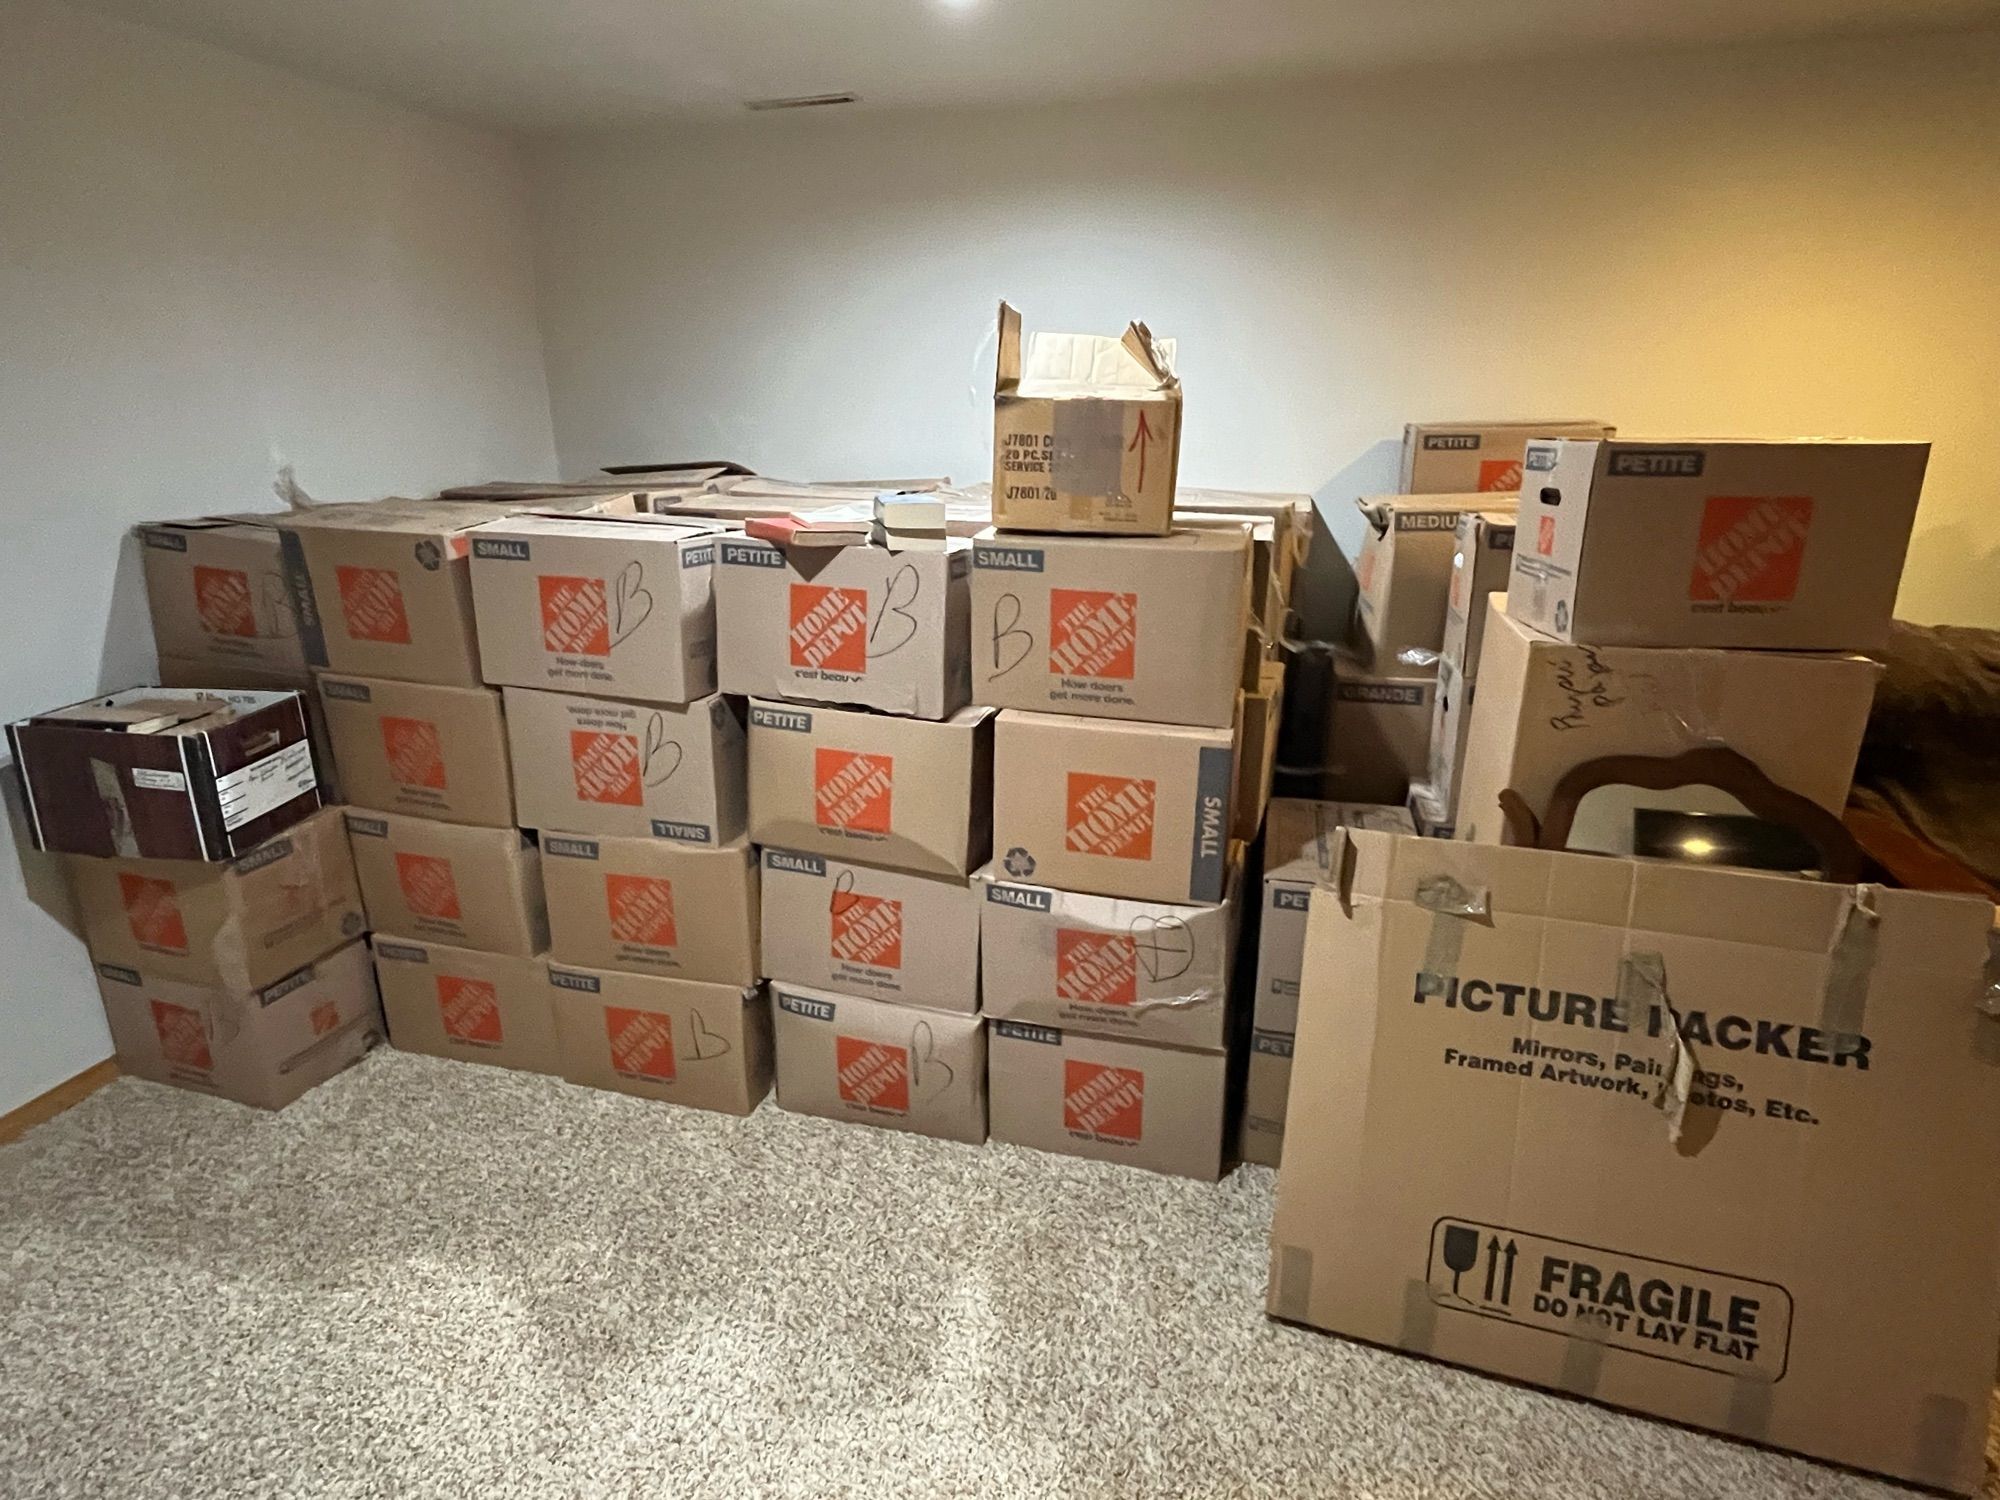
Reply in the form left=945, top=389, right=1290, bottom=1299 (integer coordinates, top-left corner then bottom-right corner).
left=0, top=1046, right=1988, bottom=1498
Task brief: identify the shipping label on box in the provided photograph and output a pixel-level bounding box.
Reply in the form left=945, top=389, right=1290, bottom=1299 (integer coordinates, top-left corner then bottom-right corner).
left=372, top=936, right=559, bottom=1074
left=1399, top=419, right=1614, bottom=495
left=317, top=674, right=514, bottom=827
left=748, top=700, right=993, bottom=879
left=1439, top=510, right=1516, bottom=681
left=1508, top=438, right=1929, bottom=652
left=541, top=832, right=758, bottom=985
left=969, top=526, right=1250, bottom=728
left=1351, top=494, right=1508, bottom=675
left=1238, top=1030, right=1293, bottom=1168
left=468, top=513, right=723, bottom=705
left=772, top=983, right=987, bottom=1144
left=547, top=965, right=771, bottom=1115
left=715, top=537, right=972, bottom=719
left=503, top=686, right=746, bottom=845
left=346, top=808, right=546, bottom=956
left=759, top=849, right=978, bottom=1012
left=987, top=1020, right=1226, bottom=1180
left=139, top=517, right=306, bottom=677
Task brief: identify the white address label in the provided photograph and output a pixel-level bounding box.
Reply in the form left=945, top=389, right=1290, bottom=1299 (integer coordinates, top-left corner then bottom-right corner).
left=215, top=740, right=317, bottom=831
left=131, top=768, right=187, bottom=792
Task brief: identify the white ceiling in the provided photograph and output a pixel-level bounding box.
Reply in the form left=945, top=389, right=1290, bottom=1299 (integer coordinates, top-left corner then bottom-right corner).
left=68, top=0, right=2000, bottom=135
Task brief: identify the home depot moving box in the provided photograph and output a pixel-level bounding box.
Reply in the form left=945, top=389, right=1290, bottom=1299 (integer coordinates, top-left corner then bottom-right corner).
left=317, top=674, right=514, bottom=827
left=541, top=832, right=758, bottom=985
left=64, top=806, right=363, bottom=992
left=991, top=302, right=1181, bottom=535
left=1280, top=655, right=1434, bottom=807
left=1453, top=598, right=1881, bottom=848
left=345, top=809, right=546, bottom=956
left=1399, top=419, right=1615, bottom=494
left=372, top=937, right=559, bottom=1073
left=988, top=1020, right=1226, bottom=1180
left=747, top=700, right=993, bottom=879
left=503, top=687, right=746, bottom=844
left=548, top=964, right=772, bottom=1115
left=138, top=516, right=306, bottom=677
left=976, top=867, right=1238, bottom=1051
left=759, top=849, right=978, bottom=1012
left=1352, top=494, right=1513, bottom=674
left=968, top=527, right=1249, bottom=728
left=1268, top=829, right=2000, bottom=1495
left=92, top=938, right=380, bottom=1109
left=714, top=535, right=972, bottom=720
left=1508, top=438, right=1929, bottom=652
left=1439, top=511, right=1517, bottom=681
left=772, top=984, right=987, bottom=1144
left=468, top=513, right=723, bottom=704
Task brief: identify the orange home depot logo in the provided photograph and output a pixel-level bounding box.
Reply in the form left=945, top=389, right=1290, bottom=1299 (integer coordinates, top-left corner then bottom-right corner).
left=1536, top=515, right=1558, bottom=557
left=1689, top=495, right=1814, bottom=604
left=606, top=873, right=677, bottom=948
left=310, top=1000, right=340, bottom=1036
left=436, top=974, right=503, bottom=1045
left=118, top=872, right=189, bottom=954
left=1477, top=457, right=1524, bottom=493
left=836, top=1035, right=910, bottom=1113
left=334, top=564, right=411, bottom=645
left=381, top=716, right=447, bottom=790
left=1064, top=773, right=1156, bottom=862
left=605, top=1006, right=676, bottom=1081
left=395, top=852, right=462, bottom=920
left=150, top=999, right=212, bottom=1071
left=789, top=584, right=868, bottom=673
left=1048, top=589, right=1138, bottom=680
left=1064, top=1059, right=1144, bottom=1142
left=830, top=894, right=902, bottom=969
left=192, top=565, right=257, bottom=638
left=539, top=574, right=611, bottom=657
left=814, top=749, right=893, bottom=833
left=570, top=730, right=643, bottom=806
left=1055, top=928, right=1138, bottom=1007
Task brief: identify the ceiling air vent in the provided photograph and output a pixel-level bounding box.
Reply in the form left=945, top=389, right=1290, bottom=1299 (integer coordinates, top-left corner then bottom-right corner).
left=744, top=92, right=859, bottom=112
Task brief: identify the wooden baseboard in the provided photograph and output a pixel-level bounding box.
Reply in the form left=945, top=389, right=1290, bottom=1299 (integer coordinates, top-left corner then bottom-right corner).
left=0, top=1059, right=119, bottom=1145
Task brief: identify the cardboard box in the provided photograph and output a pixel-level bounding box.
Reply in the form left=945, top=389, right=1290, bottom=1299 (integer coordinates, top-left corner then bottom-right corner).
left=372, top=936, right=559, bottom=1073
left=1399, top=419, right=1615, bottom=494
left=1279, top=658, right=1434, bottom=808
left=715, top=535, right=971, bottom=719
left=1508, top=438, right=1929, bottom=652
left=1233, top=661, right=1284, bottom=843
left=1406, top=781, right=1454, bottom=839
left=1453, top=598, right=1881, bottom=847
left=468, top=512, right=723, bottom=704
left=968, top=527, right=1250, bottom=729
left=10, top=687, right=321, bottom=860
left=154, top=656, right=341, bottom=805
left=503, top=686, right=745, bottom=845
left=346, top=809, right=546, bottom=956
left=1238, top=1031, right=1292, bottom=1168
left=542, top=832, right=758, bottom=985
left=138, top=516, right=306, bottom=677
left=991, top=302, right=1181, bottom=535
left=1351, top=494, right=1512, bottom=675
left=1177, top=489, right=1313, bottom=603
left=748, top=700, right=993, bottom=879
left=1439, top=511, right=1516, bottom=680
left=317, top=674, right=514, bottom=828
left=93, top=938, right=380, bottom=1109
left=1426, top=655, right=1474, bottom=819
left=988, top=1021, right=1226, bottom=1180
left=1180, top=512, right=1283, bottom=682
left=1268, top=829, right=2000, bottom=1495
left=772, top=983, right=987, bottom=1144
left=976, top=866, right=1239, bottom=1051
left=64, top=806, right=363, bottom=992
left=759, top=849, right=977, bottom=1012
left=548, top=964, right=772, bottom=1115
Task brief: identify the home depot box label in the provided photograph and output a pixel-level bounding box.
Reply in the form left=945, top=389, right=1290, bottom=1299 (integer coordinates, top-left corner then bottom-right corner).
left=139, top=516, right=306, bottom=677
left=1352, top=495, right=1512, bottom=675
left=968, top=526, right=1250, bottom=728
left=1508, top=438, right=1929, bottom=652
left=760, top=849, right=978, bottom=1012
left=1439, top=510, right=1516, bottom=681
left=1399, top=420, right=1614, bottom=494
left=1268, top=829, right=2000, bottom=1494
left=469, top=513, right=723, bottom=705
left=990, top=302, right=1181, bottom=535
left=503, top=686, right=746, bottom=844
left=772, top=983, right=987, bottom=1145
left=317, top=674, right=514, bottom=827
left=716, top=537, right=972, bottom=720
left=988, top=1021, right=1226, bottom=1180
left=541, top=832, right=758, bottom=986
left=372, top=936, right=559, bottom=1073
left=93, top=939, right=381, bottom=1110
left=346, top=808, right=546, bottom=956
left=976, top=866, right=1239, bottom=1052
left=547, top=964, right=772, bottom=1115
left=748, top=700, right=994, bottom=879
left=1238, top=1030, right=1293, bottom=1168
